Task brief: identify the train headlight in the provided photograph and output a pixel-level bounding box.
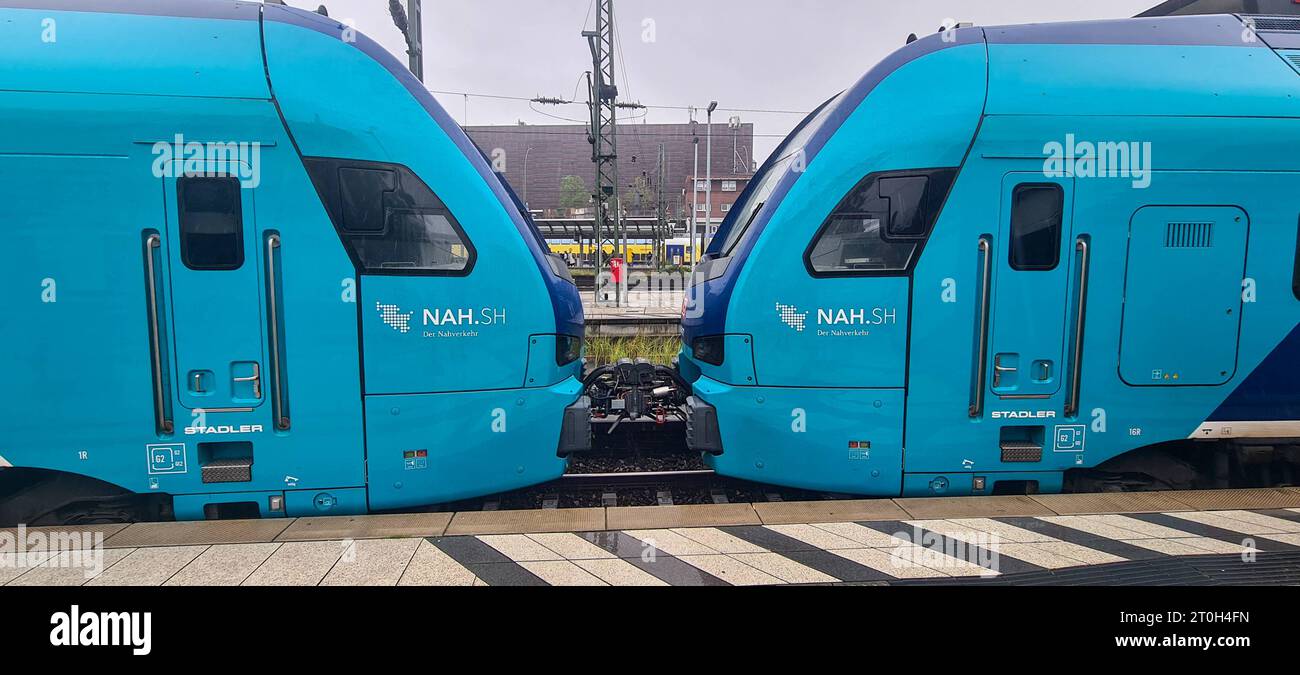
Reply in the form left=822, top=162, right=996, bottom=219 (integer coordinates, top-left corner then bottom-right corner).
left=692, top=335, right=725, bottom=366
left=556, top=334, right=583, bottom=366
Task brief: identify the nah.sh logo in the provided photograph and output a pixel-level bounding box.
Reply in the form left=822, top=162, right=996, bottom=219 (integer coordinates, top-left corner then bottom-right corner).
left=376, top=302, right=413, bottom=333
left=775, top=302, right=808, bottom=332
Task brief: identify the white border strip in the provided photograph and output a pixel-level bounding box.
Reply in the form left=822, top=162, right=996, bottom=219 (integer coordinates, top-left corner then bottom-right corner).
left=0, top=454, right=10, bottom=468
left=1189, top=420, right=1300, bottom=440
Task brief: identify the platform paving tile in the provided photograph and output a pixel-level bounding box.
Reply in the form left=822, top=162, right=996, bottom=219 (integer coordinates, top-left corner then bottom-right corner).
left=829, top=547, right=951, bottom=579
left=622, top=529, right=719, bottom=556
left=996, top=543, right=1101, bottom=570
left=427, top=536, right=548, bottom=586
left=242, top=540, right=346, bottom=586
left=519, top=560, right=608, bottom=586
left=808, top=521, right=902, bottom=548
left=1122, top=512, right=1300, bottom=551
left=1037, top=515, right=1158, bottom=540
left=727, top=552, right=839, bottom=584
left=997, top=517, right=1188, bottom=560
left=718, top=525, right=894, bottom=582
left=165, top=543, right=281, bottom=586
left=6, top=548, right=132, bottom=586
left=572, top=557, right=669, bottom=586
left=399, top=540, right=479, bottom=586
left=670, top=527, right=768, bottom=554
left=459, top=562, right=549, bottom=586
left=525, top=533, right=617, bottom=560
left=1017, top=540, right=1126, bottom=565
left=87, top=546, right=206, bottom=586
left=762, top=523, right=865, bottom=550
left=675, top=554, right=783, bottom=586
left=477, top=534, right=566, bottom=562
left=1164, top=510, right=1289, bottom=536
left=1, top=550, right=57, bottom=585
left=1206, top=510, right=1300, bottom=533
left=1090, top=514, right=1204, bottom=539
left=946, top=518, right=1059, bottom=543
left=1121, top=537, right=1233, bottom=556
left=321, top=538, right=422, bottom=586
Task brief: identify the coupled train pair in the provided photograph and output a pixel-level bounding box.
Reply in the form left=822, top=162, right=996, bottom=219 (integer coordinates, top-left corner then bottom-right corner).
left=2, top=2, right=1298, bottom=523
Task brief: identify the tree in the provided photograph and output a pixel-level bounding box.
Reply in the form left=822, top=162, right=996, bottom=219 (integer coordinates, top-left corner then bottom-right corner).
left=559, top=175, right=590, bottom=210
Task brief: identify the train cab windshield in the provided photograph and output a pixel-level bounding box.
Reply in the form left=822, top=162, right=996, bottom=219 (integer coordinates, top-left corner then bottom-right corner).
left=709, top=92, right=845, bottom=259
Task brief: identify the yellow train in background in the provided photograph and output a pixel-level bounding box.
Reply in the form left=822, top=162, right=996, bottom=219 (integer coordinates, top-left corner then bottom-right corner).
left=546, top=239, right=700, bottom=266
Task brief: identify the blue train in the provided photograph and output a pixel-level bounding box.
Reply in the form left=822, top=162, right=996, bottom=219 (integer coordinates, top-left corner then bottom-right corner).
left=0, top=0, right=588, bottom=524
left=681, top=14, right=1300, bottom=497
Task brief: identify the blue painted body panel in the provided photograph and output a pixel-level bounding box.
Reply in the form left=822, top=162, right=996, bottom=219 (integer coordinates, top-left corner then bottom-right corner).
left=0, top=2, right=582, bottom=520
left=682, top=15, right=1300, bottom=496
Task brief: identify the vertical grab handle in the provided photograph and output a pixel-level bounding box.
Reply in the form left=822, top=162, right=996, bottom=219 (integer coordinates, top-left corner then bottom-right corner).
left=1065, top=237, right=1091, bottom=417
left=266, top=234, right=290, bottom=430
left=969, top=236, right=994, bottom=418
left=143, top=234, right=173, bottom=434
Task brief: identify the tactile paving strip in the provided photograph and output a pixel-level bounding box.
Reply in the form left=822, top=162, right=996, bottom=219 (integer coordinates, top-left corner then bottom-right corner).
left=1030, top=491, right=1191, bottom=515
left=894, top=495, right=1055, bottom=519
left=445, top=507, right=605, bottom=536
left=753, top=499, right=909, bottom=525
left=104, top=519, right=292, bottom=548
left=276, top=513, right=452, bottom=541
left=605, top=504, right=761, bottom=530
left=0, top=524, right=127, bottom=550
left=1167, top=488, right=1300, bottom=511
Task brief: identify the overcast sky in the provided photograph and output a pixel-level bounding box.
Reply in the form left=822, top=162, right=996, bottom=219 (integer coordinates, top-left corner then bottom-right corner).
left=274, top=0, right=1157, bottom=160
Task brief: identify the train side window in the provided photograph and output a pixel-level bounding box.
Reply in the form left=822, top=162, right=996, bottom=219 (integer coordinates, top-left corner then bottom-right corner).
left=177, top=176, right=244, bottom=271
left=304, top=158, right=476, bottom=275
left=805, top=168, right=956, bottom=276
left=1008, top=183, right=1064, bottom=271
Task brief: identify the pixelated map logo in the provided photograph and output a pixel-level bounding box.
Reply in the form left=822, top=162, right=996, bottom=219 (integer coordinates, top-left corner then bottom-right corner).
left=776, top=302, right=807, bottom=332
left=376, top=302, right=413, bottom=333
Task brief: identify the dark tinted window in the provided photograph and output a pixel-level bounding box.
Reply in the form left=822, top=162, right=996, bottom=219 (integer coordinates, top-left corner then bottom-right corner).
left=304, top=158, right=475, bottom=275
left=806, top=168, right=956, bottom=275
left=178, top=177, right=243, bottom=270
left=1009, top=184, right=1064, bottom=271
left=339, top=167, right=396, bottom=232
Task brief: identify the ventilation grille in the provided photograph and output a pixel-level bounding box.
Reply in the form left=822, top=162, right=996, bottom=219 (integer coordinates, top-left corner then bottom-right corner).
left=1000, top=441, right=1043, bottom=463
left=1248, top=16, right=1300, bottom=32
left=1287, top=54, right=1300, bottom=74
left=1166, top=222, right=1214, bottom=248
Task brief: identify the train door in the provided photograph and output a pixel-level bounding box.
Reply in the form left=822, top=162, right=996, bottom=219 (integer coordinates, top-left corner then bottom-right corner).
left=987, top=173, right=1075, bottom=403
left=162, top=169, right=267, bottom=415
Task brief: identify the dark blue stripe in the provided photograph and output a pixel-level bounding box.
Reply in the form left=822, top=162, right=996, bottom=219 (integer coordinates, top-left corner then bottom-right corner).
left=264, top=4, right=582, bottom=336
left=0, top=0, right=259, bottom=20
left=1208, top=323, right=1300, bottom=422
left=985, top=14, right=1263, bottom=47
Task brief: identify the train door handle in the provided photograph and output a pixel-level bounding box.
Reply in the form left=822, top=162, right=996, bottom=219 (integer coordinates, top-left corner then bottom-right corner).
left=993, top=356, right=1017, bottom=387
left=233, top=363, right=262, bottom=399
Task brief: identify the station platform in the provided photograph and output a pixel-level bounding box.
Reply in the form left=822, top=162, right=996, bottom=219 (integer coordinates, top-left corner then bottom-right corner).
left=4, top=488, right=1300, bottom=586
left=581, top=290, right=682, bottom=337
